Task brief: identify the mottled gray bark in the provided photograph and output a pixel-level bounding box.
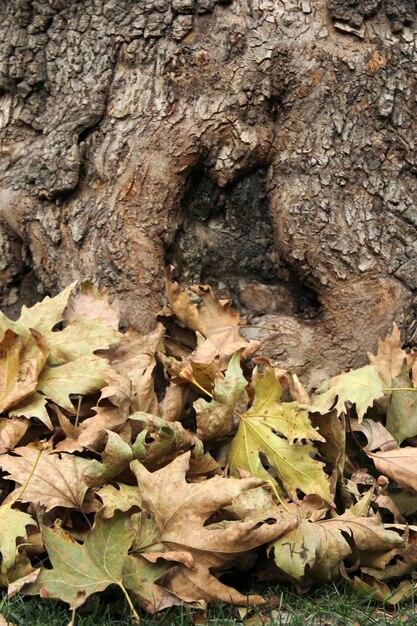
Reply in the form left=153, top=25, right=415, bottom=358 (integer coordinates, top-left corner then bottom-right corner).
left=0, top=0, right=416, bottom=386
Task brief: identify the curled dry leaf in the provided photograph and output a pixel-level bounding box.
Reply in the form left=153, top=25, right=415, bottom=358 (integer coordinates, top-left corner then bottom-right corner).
left=194, top=352, right=247, bottom=441
left=368, top=324, right=410, bottom=387
left=371, top=448, right=417, bottom=493
left=131, top=452, right=296, bottom=605
left=350, top=418, right=398, bottom=452
left=386, top=362, right=417, bottom=444
left=271, top=496, right=404, bottom=583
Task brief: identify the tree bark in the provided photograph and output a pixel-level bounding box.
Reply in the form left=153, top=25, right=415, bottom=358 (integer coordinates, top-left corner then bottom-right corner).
left=0, top=0, right=416, bottom=386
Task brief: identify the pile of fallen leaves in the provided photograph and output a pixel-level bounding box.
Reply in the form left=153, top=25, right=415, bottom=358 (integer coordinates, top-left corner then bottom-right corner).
left=1, top=268, right=417, bottom=624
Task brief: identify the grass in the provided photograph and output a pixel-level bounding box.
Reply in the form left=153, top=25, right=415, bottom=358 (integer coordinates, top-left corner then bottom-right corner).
left=1, top=581, right=417, bottom=626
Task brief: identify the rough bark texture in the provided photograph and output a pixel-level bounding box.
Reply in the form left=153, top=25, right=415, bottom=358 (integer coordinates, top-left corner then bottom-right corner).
left=0, top=0, right=416, bottom=386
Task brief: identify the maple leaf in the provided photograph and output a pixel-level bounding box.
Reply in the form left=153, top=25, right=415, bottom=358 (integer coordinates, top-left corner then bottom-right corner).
left=64, top=280, right=120, bottom=330
left=22, top=512, right=176, bottom=615
left=0, top=331, right=38, bottom=413
left=100, top=325, right=165, bottom=415
left=42, top=317, right=120, bottom=365
left=228, top=367, right=330, bottom=502
left=386, top=362, right=417, bottom=444
left=0, top=418, right=29, bottom=453
left=350, top=418, right=397, bottom=452
left=96, top=484, right=141, bottom=519
left=371, top=448, right=417, bottom=493
left=162, top=268, right=259, bottom=367
left=131, top=452, right=296, bottom=606
left=0, top=505, right=37, bottom=571
left=194, top=352, right=248, bottom=441
left=36, top=355, right=111, bottom=411
left=310, top=365, right=385, bottom=421
left=0, top=283, right=75, bottom=343
left=1, top=447, right=90, bottom=510
left=271, top=495, right=404, bottom=582
left=368, top=324, right=409, bottom=386
left=83, top=413, right=197, bottom=486
left=164, top=266, right=204, bottom=334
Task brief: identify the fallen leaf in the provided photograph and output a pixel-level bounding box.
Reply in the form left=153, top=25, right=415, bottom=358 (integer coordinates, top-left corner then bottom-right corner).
left=0, top=418, right=29, bottom=453
left=310, top=365, right=385, bottom=421
left=352, top=576, right=413, bottom=605
left=9, top=393, right=51, bottom=430
left=37, top=355, right=111, bottom=411
left=24, top=513, right=174, bottom=613
left=271, top=496, right=403, bottom=582
left=371, top=448, right=417, bottom=492
left=0, top=331, right=39, bottom=413
left=43, top=317, right=121, bottom=365
left=96, top=484, right=141, bottom=518
left=0, top=283, right=75, bottom=342
left=350, top=418, right=398, bottom=452
left=194, top=352, right=248, bottom=441
left=131, top=452, right=296, bottom=605
left=64, top=280, right=120, bottom=330
left=165, top=266, right=204, bottom=334
left=0, top=505, right=37, bottom=570
left=368, top=324, right=409, bottom=386
left=228, top=367, right=330, bottom=502
left=1, top=447, right=90, bottom=510
left=386, top=362, right=417, bottom=444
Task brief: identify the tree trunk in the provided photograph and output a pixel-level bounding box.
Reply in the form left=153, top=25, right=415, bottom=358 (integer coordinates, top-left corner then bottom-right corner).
left=0, top=0, right=416, bottom=386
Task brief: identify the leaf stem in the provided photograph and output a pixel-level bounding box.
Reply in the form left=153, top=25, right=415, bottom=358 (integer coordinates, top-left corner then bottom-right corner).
left=74, top=395, right=83, bottom=428
left=266, top=479, right=291, bottom=514
left=384, top=387, right=417, bottom=392
left=9, top=446, right=43, bottom=508
left=119, top=582, right=140, bottom=624
left=191, top=378, right=213, bottom=399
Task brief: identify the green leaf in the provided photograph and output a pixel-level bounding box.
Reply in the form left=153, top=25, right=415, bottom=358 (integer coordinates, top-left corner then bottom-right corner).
left=37, top=355, right=111, bottom=410
left=0, top=506, right=36, bottom=570
left=194, top=352, right=248, bottom=441
left=26, top=513, right=178, bottom=615
left=310, top=365, right=385, bottom=421
left=386, top=361, right=417, bottom=444
left=27, top=513, right=133, bottom=609
left=228, top=367, right=330, bottom=502
left=243, top=368, right=322, bottom=444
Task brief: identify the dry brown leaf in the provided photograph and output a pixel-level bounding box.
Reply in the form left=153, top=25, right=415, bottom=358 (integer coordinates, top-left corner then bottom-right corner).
left=371, top=448, right=417, bottom=493
left=350, top=418, right=398, bottom=452
left=1, top=447, right=90, bottom=510
left=131, top=452, right=296, bottom=605
left=0, top=418, right=29, bottom=453
left=165, top=266, right=204, bottom=334
left=65, top=280, right=120, bottom=330
left=0, top=331, right=41, bottom=413
left=368, top=324, right=409, bottom=387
